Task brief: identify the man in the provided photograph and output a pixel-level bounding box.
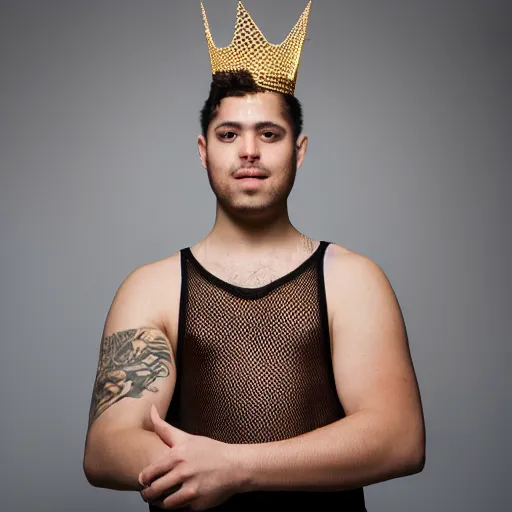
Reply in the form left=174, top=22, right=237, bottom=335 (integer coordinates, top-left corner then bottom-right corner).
left=83, top=2, right=425, bottom=510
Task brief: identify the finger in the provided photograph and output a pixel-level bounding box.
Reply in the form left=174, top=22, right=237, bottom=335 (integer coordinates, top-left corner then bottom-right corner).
left=150, top=403, right=162, bottom=423
left=140, top=469, right=183, bottom=503
left=145, top=484, right=183, bottom=507
left=159, top=483, right=197, bottom=510
left=151, top=404, right=186, bottom=433
left=143, top=485, right=183, bottom=507
left=139, top=453, right=179, bottom=488
left=150, top=405, right=187, bottom=445
left=150, top=405, right=178, bottom=445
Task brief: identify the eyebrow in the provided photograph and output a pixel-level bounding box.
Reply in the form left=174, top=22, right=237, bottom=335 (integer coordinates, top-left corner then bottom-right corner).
left=214, top=121, right=287, bottom=132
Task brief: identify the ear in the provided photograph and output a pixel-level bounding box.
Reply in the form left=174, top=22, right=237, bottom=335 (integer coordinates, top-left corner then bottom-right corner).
left=296, top=134, right=308, bottom=169
left=198, top=135, right=207, bottom=169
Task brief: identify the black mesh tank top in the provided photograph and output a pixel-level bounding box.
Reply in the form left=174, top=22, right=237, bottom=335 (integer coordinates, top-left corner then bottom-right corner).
left=156, top=241, right=367, bottom=511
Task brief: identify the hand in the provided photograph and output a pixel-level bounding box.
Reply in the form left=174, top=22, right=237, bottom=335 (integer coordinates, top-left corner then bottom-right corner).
left=138, top=405, right=248, bottom=510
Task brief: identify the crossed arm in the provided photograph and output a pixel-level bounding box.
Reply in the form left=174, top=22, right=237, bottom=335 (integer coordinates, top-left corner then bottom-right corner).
left=84, top=252, right=425, bottom=509
left=83, top=263, right=177, bottom=491
left=232, top=252, right=426, bottom=492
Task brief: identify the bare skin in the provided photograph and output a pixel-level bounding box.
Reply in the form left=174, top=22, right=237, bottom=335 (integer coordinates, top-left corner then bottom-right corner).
left=193, top=91, right=314, bottom=275
left=88, top=327, right=174, bottom=427
left=191, top=232, right=318, bottom=289
left=84, top=90, right=425, bottom=509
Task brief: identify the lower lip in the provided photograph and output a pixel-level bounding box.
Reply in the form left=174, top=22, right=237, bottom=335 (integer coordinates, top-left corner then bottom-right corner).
left=236, top=177, right=267, bottom=185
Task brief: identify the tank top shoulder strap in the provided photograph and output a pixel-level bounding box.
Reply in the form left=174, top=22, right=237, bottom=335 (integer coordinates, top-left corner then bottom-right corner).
left=318, top=240, right=331, bottom=255
left=317, top=240, right=332, bottom=268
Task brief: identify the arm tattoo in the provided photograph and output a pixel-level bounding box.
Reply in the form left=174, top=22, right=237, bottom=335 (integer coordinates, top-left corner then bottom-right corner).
left=88, top=327, right=173, bottom=426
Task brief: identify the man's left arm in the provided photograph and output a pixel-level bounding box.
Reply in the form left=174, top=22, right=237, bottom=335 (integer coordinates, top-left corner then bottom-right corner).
left=139, top=251, right=426, bottom=507
left=239, top=251, right=426, bottom=492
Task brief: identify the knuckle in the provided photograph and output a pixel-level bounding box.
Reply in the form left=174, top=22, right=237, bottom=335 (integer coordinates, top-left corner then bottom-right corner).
left=171, top=472, right=183, bottom=486
left=182, top=486, right=198, bottom=501
left=172, top=448, right=184, bottom=462
left=179, top=464, right=193, bottom=480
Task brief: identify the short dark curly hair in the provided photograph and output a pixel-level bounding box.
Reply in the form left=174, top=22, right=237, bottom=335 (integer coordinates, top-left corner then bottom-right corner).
left=200, top=71, right=303, bottom=141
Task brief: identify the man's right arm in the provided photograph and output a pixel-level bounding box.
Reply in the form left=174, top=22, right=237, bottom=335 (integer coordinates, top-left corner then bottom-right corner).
left=83, top=263, right=177, bottom=491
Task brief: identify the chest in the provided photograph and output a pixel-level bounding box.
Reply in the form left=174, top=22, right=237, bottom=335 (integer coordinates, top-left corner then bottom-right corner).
left=162, top=247, right=337, bottom=355
left=203, top=257, right=293, bottom=288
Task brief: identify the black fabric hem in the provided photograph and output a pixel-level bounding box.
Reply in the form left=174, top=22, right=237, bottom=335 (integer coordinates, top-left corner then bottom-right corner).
left=181, top=241, right=327, bottom=300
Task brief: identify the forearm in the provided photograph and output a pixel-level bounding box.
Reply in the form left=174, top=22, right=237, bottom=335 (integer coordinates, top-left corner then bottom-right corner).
left=239, top=409, right=425, bottom=493
left=84, top=427, right=172, bottom=491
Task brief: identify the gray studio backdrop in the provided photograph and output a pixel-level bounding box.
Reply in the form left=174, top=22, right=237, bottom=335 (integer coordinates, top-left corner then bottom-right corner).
left=1, top=1, right=510, bottom=510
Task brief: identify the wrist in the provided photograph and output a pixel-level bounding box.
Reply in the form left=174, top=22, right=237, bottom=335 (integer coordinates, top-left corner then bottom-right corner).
left=227, top=443, right=256, bottom=494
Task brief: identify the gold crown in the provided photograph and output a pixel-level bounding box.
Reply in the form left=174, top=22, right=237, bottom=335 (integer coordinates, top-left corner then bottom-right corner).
left=201, top=1, right=312, bottom=96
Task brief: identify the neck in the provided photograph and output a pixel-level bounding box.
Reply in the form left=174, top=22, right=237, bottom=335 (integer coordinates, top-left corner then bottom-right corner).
left=199, top=201, right=307, bottom=257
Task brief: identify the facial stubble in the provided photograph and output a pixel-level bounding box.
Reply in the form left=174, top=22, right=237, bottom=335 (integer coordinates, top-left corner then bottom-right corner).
left=205, top=147, right=298, bottom=217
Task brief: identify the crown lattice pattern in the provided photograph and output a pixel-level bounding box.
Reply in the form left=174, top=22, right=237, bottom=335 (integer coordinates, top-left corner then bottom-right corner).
left=201, top=1, right=311, bottom=95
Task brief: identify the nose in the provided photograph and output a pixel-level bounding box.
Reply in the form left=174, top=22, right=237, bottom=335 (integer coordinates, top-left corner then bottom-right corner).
left=238, top=133, right=260, bottom=162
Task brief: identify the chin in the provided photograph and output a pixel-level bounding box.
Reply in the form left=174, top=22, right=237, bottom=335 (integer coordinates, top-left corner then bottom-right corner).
left=224, top=198, right=287, bottom=220
left=210, top=179, right=294, bottom=217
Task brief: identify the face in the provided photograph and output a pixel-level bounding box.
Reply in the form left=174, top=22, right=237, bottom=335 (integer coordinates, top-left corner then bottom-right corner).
left=198, top=91, right=308, bottom=219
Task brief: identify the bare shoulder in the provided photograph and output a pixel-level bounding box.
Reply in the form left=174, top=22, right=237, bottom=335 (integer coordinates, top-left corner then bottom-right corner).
left=112, top=251, right=181, bottom=307
left=323, top=242, right=401, bottom=329
left=104, top=250, right=182, bottom=341
left=324, top=242, right=392, bottom=289
left=126, top=250, right=182, bottom=288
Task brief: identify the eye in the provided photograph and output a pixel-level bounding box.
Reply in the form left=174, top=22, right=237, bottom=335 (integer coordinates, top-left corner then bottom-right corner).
left=262, top=131, right=278, bottom=140
left=219, top=131, right=237, bottom=141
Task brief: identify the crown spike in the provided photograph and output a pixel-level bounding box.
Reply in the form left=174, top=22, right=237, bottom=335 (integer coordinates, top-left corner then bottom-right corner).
left=200, top=1, right=312, bottom=95
left=281, top=1, right=312, bottom=79
left=232, top=1, right=266, bottom=47
left=200, top=3, right=215, bottom=50
left=283, top=1, right=311, bottom=45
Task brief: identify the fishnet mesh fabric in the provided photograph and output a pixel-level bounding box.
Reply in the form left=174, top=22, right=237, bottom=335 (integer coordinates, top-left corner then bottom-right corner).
left=172, top=251, right=345, bottom=444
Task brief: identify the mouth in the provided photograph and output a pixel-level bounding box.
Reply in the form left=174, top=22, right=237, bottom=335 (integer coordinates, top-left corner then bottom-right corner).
left=234, top=172, right=268, bottom=189
left=234, top=168, right=269, bottom=180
